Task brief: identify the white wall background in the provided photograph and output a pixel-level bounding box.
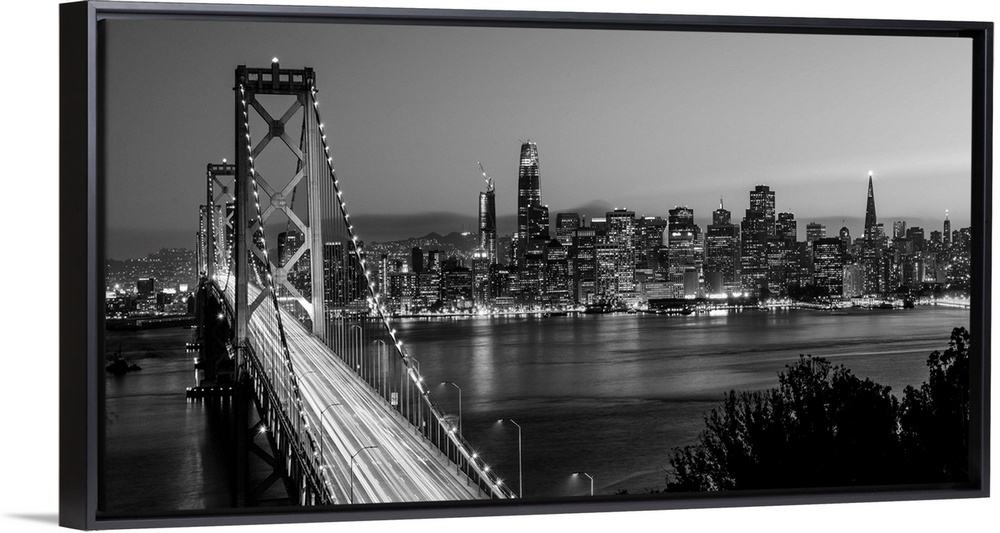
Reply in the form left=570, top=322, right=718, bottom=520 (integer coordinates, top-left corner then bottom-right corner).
left=1, top=1, right=995, bottom=532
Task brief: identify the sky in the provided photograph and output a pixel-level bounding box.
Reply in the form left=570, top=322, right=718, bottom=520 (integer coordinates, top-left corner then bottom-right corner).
left=103, top=17, right=972, bottom=257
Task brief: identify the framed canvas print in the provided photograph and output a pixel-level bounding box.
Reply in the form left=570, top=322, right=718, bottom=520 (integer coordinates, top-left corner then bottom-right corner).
left=59, top=0, right=991, bottom=530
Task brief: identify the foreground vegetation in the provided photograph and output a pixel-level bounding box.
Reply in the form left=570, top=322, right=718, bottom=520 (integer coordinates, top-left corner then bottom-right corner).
left=666, top=327, right=971, bottom=491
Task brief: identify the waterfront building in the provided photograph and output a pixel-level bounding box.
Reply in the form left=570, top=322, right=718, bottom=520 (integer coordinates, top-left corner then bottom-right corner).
left=389, top=270, right=418, bottom=305
left=594, top=242, right=619, bottom=300
left=520, top=240, right=548, bottom=306
left=545, top=238, right=572, bottom=307
left=489, top=264, right=514, bottom=307
left=667, top=206, right=699, bottom=297
left=572, top=228, right=597, bottom=304
left=471, top=249, right=491, bottom=305
left=417, top=270, right=441, bottom=306
left=705, top=200, right=740, bottom=292
left=740, top=208, right=769, bottom=295
left=842, top=263, right=865, bottom=297
left=766, top=236, right=796, bottom=296
left=606, top=208, right=637, bottom=296
left=441, top=266, right=474, bottom=309
left=900, top=255, right=925, bottom=287
left=813, top=237, right=845, bottom=296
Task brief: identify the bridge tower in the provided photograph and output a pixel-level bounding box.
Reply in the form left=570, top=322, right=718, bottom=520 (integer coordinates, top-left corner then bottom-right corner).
left=205, top=161, right=236, bottom=281
left=234, top=60, right=328, bottom=348
left=205, top=61, right=516, bottom=506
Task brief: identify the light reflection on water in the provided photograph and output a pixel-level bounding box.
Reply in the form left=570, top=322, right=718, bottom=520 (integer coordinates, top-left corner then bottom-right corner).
left=397, top=306, right=969, bottom=498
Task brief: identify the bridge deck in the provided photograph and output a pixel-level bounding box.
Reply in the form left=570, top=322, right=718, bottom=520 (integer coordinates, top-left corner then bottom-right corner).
left=233, top=281, right=487, bottom=504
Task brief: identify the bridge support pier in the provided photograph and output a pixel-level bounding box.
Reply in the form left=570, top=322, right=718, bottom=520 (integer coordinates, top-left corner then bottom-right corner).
left=235, top=369, right=299, bottom=507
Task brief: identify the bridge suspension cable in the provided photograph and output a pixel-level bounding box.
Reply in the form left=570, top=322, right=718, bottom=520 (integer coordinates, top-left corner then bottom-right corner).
left=305, top=81, right=516, bottom=500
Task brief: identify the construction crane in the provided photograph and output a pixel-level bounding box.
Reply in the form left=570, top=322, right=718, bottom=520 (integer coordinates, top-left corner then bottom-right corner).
left=478, top=162, right=495, bottom=192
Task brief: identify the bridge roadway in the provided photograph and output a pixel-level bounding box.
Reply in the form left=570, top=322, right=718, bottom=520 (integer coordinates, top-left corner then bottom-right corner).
left=226, top=279, right=488, bottom=504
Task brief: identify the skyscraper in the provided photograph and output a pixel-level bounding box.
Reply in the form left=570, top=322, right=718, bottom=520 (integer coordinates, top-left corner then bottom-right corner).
left=944, top=210, right=952, bottom=247
left=750, top=185, right=776, bottom=235
left=839, top=226, right=851, bottom=252
left=668, top=206, right=699, bottom=297
left=893, top=221, right=907, bottom=240
left=741, top=186, right=775, bottom=296
left=813, top=238, right=845, bottom=296
left=705, top=199, right=740, bottom=293
left=606, top=208, right=637, bottom=297
left=515, top=140, right=541, bottom=265
left=411, top=246, right=423, bottom=274
left=478, top=182, right=497, bottom=265
left=572, top=227, right=597, bottom=304
left=806, top=222, right=826, bottom=244
left=776, top=213, right=797, bottom=243
left=864, top=172, right=878, bottom=239
left=712, top=199, right=731, bottom=225
left=770, top=212, right=797, bottom=295
left=636, top=216, right=667, bottom=277
left=861, top=171, right=883, bottom=294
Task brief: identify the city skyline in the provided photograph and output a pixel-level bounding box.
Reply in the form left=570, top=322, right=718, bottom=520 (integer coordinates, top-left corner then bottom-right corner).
left=103, top=19, right=971, bottom=258
left=106, top=172, right=965, bottom=260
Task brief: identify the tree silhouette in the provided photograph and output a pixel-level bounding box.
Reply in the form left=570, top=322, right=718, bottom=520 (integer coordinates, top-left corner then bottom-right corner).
left=667, top=327, right=970, bottom=491
left=899, top=327, right=971, bottom=483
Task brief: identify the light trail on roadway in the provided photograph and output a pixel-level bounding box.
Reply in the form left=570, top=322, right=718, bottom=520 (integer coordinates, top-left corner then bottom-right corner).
left=224, top=277, right=491, bottom=504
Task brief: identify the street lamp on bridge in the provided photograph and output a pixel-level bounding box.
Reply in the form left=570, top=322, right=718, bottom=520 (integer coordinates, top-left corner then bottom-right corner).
left=497, top=418, right=522, bottom=498
left=572, top=471, right=594, bottom=496
left=350, top=445, right=379, bottom=504
left=319, top=402, right=342, bottom=417
left=440, top=381, right=462, bottom=436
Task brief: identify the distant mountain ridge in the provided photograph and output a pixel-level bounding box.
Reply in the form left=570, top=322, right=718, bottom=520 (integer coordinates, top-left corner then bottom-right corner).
left=378, top=231, right=479, bottom=251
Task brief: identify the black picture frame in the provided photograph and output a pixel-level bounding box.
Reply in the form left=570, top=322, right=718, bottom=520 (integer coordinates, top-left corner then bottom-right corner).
left=59, top=1, right=992, bottom=530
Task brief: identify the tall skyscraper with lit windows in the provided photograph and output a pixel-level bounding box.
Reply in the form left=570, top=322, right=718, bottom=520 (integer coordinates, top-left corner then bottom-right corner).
left=515, top=140, right=541, bottom=265
left=478, top=186, right=497, bottom=265
left=705, top=199, right=740, bottom=292
left=605, top=208, right=637, bottom=296
left=861, top=171, right=883, bottom=294
left=741, top=186, right=775, bottom=296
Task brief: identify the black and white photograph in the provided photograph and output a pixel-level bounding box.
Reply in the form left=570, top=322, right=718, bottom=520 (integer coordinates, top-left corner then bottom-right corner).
left=98, top=5, right=981, bottom=513
left=8, top=1, right=994, bottom=533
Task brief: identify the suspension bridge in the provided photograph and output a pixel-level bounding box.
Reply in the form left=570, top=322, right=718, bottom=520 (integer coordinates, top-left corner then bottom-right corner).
left=192, top=61, right=516, bottom=506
